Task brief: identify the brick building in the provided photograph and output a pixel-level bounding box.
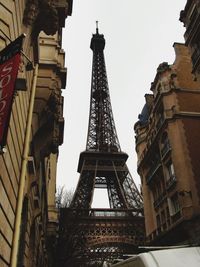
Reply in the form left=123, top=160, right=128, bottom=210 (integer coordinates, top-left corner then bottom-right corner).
left=134, top=43, right=200, bottom=245
left=0, top=0, right=72, bottom=266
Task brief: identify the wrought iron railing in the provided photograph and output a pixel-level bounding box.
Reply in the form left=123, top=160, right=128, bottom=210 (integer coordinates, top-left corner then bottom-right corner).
left=146, top=159, right=161, bottom=184
left=153, top=191, right=166, bottom=208
left=156, top=115, right=164, bottom=131
left=171, top=210, right=181, bottom=223
left=166, top=174, right=176, bottom=190
left=191, top=47, right=200, bottom=72
left=161, top=139, right=171, bottom=158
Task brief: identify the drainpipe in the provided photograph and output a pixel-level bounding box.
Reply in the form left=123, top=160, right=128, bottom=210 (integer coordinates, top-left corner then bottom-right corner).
left=10, top=63, right=39, bottom=267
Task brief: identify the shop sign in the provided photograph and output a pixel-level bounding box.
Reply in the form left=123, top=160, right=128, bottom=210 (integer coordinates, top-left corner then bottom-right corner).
left=0, top=35, right=24, bottom=147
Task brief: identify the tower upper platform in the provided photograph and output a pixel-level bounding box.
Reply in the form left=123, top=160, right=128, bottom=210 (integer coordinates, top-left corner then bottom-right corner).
left=90, top=23, right=105, bottom=51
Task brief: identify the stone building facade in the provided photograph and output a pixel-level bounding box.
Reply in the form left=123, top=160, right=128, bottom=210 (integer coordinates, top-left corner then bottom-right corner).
left=0, top=0, right=72, bottom=266
left=180, top=0, right=200, bottom=81
left=134, top=44, right=200, bottom=245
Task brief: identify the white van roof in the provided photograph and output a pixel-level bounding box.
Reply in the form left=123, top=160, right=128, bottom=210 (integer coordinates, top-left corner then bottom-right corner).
left=142, top=246, right=200, bottom=267
left=112, top=247, right=200, bottom=267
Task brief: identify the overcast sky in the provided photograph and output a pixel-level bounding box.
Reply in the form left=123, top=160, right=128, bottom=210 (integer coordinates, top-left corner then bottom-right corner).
left=57, top=0, right=187, bottom=207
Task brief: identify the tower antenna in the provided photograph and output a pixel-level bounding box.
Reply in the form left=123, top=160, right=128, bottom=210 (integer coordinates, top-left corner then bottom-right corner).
left=96, top=20, right=99, bottom=34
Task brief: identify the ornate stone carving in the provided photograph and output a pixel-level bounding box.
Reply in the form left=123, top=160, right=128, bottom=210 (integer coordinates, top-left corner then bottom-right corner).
left=157, top=62, right=170, bottom=73
left=23, top=0, right=64, bottom=36
left=35, top=2, right=59, bottom=35
left=33, top=90, right=64, bottom=161
left=23, top=0, right=39, bottom=26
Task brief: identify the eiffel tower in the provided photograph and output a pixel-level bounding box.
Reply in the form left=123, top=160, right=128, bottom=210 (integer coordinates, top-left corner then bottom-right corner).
left=57, top=24, right=145, bottom=266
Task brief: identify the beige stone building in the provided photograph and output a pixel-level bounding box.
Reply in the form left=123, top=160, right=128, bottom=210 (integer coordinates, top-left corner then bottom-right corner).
left=0, top=0, right=72, bottom=266
left=134, top=43, right=200, bottom=245
left=180, top=0, right=200, bottom=81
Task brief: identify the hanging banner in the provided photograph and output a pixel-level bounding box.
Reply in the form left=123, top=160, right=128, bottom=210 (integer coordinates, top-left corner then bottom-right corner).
left=0, top=35, right=24, bottom=148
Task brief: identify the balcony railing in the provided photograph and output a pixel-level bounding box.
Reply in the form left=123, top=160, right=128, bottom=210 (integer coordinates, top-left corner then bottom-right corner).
left=184, top=8, right=199, bottom=42
left=156, top=115, right=164, bottom=132
left=161, top=139, right=171, bottom=158
left=147, top=223, right=166, bottom=241
left=191, top=47, right=200, bottom=72
left=146, top=159, right=161, bottom=184
left=166, top=174, right=176, bottom=190
left=135, top=132, right=147, bottom=145
left=153, top=191, right=166, bottom=208
left=171, top=210, right=181, bottom=223
left=147, top=212, right=181, bottom=242
left=162, top=222, right=167, bottom=231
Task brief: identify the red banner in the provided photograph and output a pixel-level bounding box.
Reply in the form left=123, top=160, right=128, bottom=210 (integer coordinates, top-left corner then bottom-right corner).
left=0, top=35, right=24, bottom=147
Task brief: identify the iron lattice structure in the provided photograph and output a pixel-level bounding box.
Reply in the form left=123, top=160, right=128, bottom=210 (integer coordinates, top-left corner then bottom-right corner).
left=57, top=27, right=145, bottom=266
left=86, top=27, right=120, bottom=153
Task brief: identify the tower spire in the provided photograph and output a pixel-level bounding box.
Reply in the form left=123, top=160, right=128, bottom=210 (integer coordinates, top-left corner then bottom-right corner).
left=96, top=20, right=99, bottom=34
left=88, top=27, right=119, bottom=152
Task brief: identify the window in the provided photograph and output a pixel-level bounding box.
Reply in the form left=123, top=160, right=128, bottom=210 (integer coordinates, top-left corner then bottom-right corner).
left=166, top=161, right=175, bottom=179
left=156, top=214, right=162, bottom=234
left=160, top=132, right=171, bottom=157
left=166, top=206, right=171, bottom=227
left=161, top=210, right=167, bottom=230
left=161, top=210, right=166, bottom=224
left=155, top=181, right=162, bottom=199
left=167, top=194, right=180, bottom=216
left=165, top=160, right=176, bottom=190
left=156, top=214, right=161, bottom=227
left=152, top=178, right=165, bottom=208
left=156, top=112, right=164, bottom=130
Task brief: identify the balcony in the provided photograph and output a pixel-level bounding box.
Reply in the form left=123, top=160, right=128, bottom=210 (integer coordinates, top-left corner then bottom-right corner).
left=147, top=223, right=167, bottom=241
left=162, top=222, right=167, bottom=231
left=166, top=174, right=176, bottom=190
left=146, top=159, right=161, bottom=184
left=135, top=131, right=147, bottom=145
left=154, top=191, right=166, bottom=208
left=184, top=8, right=199, bottom=43
left=156, top=115, right=164, bottom=132
left=171, top=210, right=181, bottom=224
left=161, top=139, right=171, bottom=158
left=191, top=46, right=200, bottom=73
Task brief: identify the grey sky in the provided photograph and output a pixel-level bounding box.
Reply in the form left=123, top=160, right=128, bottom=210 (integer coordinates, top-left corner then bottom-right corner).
left=57, top=0, right=187, bottom=206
